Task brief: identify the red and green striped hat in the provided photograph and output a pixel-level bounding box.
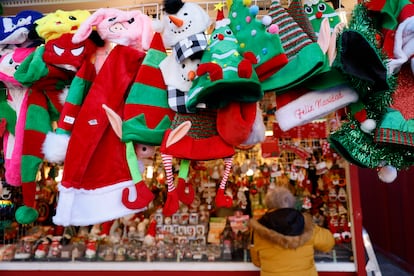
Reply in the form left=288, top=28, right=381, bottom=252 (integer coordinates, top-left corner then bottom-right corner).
left=122, top=32, right=175, bottom=145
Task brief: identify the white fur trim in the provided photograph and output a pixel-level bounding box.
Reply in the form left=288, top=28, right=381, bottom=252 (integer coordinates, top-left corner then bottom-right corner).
left=53, top=180, right=147, bottom=226
left=42, top=132, right=70, bottom=164
left=276, top=85, right=358, bottom=131
left=389, top=17, right=414, bottom=74
left=242, top=104, right=266, bottom=145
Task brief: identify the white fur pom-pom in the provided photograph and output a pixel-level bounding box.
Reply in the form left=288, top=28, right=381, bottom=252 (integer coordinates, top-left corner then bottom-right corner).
left=42, top=132, right=70, bottom=164
left=360, top=118, right=376, bottom=133
left=152, top=19, right=164, bottom=33
left=378, top=165, right=398, bottom=183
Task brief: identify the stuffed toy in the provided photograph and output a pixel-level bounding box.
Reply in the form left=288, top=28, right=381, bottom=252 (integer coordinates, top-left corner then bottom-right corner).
left=13, top=27, right=99, bottom=224
left=0, top=10, right=43, bottom=47
left=154, top=0, right=211, bottom=63
left=0, top=47, right=36, bottom=188
left=46, top=8, right=155, bottom=227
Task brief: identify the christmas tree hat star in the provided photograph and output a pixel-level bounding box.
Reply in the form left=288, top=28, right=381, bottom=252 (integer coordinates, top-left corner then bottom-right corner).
left=227, top=0, right=288, bottom=81
left=186, top=4, right=262, bottom=112
left=122, top=32, right=175, bottom=146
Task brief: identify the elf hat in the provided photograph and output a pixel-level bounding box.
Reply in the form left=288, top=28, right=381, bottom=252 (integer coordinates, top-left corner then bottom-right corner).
left=35, top=9, right=91, bottom=42
left=122, top=32, right=175, bottom=146
left=186, top=7, right=262, bottom=112
left=0, top=10, right=43, bottom=45
left=228, top=0, right=288, bottom=81
left=262, top=1, right=329, bottom=92
left=287, top=0, right=318, bottom=42
left=160, top=110, right=235, bottom=161
left=275, top=84, right=358, bottom=131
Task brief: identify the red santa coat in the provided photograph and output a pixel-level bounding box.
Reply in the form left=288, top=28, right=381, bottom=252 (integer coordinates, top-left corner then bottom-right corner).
left=53, top=45, right=147, bottom=226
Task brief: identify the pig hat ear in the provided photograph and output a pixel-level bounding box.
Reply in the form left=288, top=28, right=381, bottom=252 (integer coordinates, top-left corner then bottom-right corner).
left=72, top=8, right=109, bottom=43
left=136, top=13, right=154, bottom=50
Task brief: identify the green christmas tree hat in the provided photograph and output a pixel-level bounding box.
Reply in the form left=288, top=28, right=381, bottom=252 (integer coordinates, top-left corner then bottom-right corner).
left=227, top=0, right=288, bottom=81
left=186, top=3, right=262, bottom=112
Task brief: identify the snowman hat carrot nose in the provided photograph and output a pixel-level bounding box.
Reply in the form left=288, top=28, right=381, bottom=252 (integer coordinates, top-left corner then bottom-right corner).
left=168, top=15, right=184, bottom=27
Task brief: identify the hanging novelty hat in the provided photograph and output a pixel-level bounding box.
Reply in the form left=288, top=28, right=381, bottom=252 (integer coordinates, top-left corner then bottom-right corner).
left=186, top=5, right=262, bottom=112
left=35, top=9, right=91, bottom=42
left=332, top=3, right=392, bottom=98
left=0, top=47, right=35, bottom=188
left=287, top=0, right=318, bottom=42
left=261, top=0, right=328, bottom=92
left=275, top=82, right=358, bottom=131
left=158, top=0, right=211, bottom=63
left=303, top=0, right=341, bottom=37
left=122, top=32, right=175, bottom=146
left=71, top=8, right=154, bottom=51
left=227, top=0, right=288, bottom=81
left=0, top=10, right=43, bottom=45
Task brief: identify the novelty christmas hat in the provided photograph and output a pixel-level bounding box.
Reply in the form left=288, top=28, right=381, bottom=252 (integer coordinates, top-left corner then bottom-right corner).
left=123, top=32, right=175, bottom=146
left=262, top=0, right=328, bottom=92
left=0, top=10, right=43, bottom=45
left=0, top=48, right=35, bottom=187
left=287, top=0, right=317, bottom=42
left=160, top=110, right=235, bottom=161
left=303, top=0, right=341, bottom=37
left=227, top=0, right=288, bottom=81
left=35, top=9, right=91, bottom=42
left=160, top=110, right=235, bottom=214
left=186, top=6, right=262, bottom=112
left=275, top=83, right=358, bottom=131
left=333, top=4, right=392, bottom=98
left=364, top=0, right=414, bottom=58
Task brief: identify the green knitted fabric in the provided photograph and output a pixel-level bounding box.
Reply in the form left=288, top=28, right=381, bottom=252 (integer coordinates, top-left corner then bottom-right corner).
left=268, top=0, right=313, bottom=59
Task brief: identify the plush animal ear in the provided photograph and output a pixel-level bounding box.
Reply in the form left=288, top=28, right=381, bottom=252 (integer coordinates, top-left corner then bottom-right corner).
left=317, top=18, right=331, bottom=54
left=166, top=121, right=191, bottom=148
left=102, top=104, right=122, bottom=138
left=73, top=8, right=108, bottom=43
left=136, top=13, right=154, bottom=50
